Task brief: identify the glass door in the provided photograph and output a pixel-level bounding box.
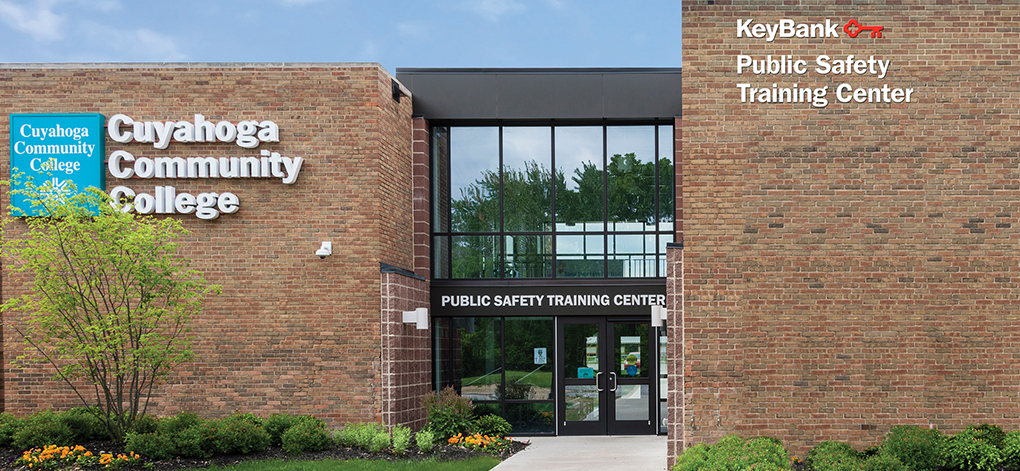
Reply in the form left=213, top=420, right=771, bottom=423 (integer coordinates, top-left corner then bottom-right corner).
left=557, top=317, right=655, bottom=435
left=607, top=320, right=655, bottom=434
left=558, top=317, right=605, bottom=435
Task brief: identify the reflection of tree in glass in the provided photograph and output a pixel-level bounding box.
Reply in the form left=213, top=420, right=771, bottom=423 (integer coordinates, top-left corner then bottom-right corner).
left=449, top=156, right=673, bottom=278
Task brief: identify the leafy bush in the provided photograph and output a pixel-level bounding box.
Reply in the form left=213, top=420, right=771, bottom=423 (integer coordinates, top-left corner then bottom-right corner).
left=0, top=413, right=25, bottom=448
left=335, top=423, right=386, bottom=449
left=60, top=407, right=108, bottom=443
left=673, top=442, right=712, bottom=471
left=13, top=410, right=75, bottom=450
left=808, top=440, right=863, bottom=471
left=369, top=431, right=391, bottom=453
left=392, top=425, right=412, bottom=455
left=263, top=414, right=307, bottom=446
left=125, top=432, right=177, bottom=461
left=215, top=414, right=271, bottom=454
left=971, top=423, right=1006, bottom=449
left=880, top=425, right=943, bottom=471
left=131, top=413, right=160, bottom=434
left=475, top=414, right=512, bottom=437
left=862, top=453, right=908, bottom=471
left=1001, top=431, right=1020, bottom=470
left=940, top=426, right=1003, bottom=471
left=416, top=429, right=436, bottom=453
left=281, top=419, right=331, bottom=455
left=157, top=411, right=204, bottom=438
left=174, top=421, right=219, bottom=458
left=423, top=386, right=475, bottom=440
left=672, top=435, right=791, bottom=471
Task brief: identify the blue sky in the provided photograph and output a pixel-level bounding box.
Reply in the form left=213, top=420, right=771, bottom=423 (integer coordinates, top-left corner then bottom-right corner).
left=0, top=0, right=682, bottom=73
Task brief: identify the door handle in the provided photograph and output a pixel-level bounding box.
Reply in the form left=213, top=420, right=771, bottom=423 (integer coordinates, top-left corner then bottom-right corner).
left=609, top=372, right=618, bottom=392
left=596, top=371, right=604, bottom=392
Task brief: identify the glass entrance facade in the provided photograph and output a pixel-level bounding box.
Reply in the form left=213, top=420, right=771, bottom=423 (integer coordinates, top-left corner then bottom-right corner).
left=433, top=316, right=556, bottom=434
left=431, top=124, right=674, bottom=279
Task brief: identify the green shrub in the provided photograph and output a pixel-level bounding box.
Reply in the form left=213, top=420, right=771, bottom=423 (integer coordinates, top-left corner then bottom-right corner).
left=423, top=386, right=475, bottom=440
left=369, top=431, right=391, bottom=453
left=671, top=435, right=791, bottom=471
left=672, top=442, right=712, bottom=471
left=13, top=410, right=75, bottom=449
left=335, top=423, right=386, bottom=449
left=392, top=425, right=412, bottom=455
left=215, top=415, right=271, bottom=454
left=940, top=426, right=1002, bottom=471
left=0, top=413, right=24, bottom=447
left=131, top=413, right=160, bottom=434
left=173, top=422, right=216, bottom=458
left=60, top=407, right=108, bottom=442
left=475, top=414, right=512, bottom=437
left=125, top=432, right=177, bottom=461
left=263, top=414, right=307, bottom=446
left=1001, top=431, right=1020, bottom=470
left=862, top=453, right=908, bottom=471
left=415, top=429, right=435, bottom=453
left=971, top=423, right=1006, bottom=449
left=808, top=440, right=863, bottom=471
left=880, top=425, right=943, bottom=471
left=157, top=411, right=204, bottom=437
left=281, top=419, right=331, bottom=455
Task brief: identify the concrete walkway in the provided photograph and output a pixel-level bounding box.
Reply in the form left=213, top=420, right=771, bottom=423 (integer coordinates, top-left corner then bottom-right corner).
left=492, top=436, right=668, bottom=471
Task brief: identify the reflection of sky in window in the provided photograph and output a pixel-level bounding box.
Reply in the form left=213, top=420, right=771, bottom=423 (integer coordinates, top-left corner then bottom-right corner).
left=607, top=126, right=655, bottom=163
left=555, top=127, right=602, bottom=191
left=557, top=234, right=604, bottom=255
left=451, top=127, right=499, bottom=200
left=504, top=127, right=550, bottom=170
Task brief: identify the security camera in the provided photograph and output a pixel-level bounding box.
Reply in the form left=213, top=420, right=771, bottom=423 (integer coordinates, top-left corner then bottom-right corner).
left=315, top=241, right=332, bottom=259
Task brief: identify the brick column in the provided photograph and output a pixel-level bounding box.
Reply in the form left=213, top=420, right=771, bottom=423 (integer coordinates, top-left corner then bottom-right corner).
left=380, top=265, right=430, bottom=431
left=411, top=117, right=431, bottom=279
left=666, top=117, right=685, bottom=466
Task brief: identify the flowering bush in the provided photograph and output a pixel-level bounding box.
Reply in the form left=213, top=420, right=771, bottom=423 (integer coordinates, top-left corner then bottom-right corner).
left=447, top=433, right=514, bottom=454
left=16, top=445, right=95, bottom=470
left=14, top=444, right=144, bottom=470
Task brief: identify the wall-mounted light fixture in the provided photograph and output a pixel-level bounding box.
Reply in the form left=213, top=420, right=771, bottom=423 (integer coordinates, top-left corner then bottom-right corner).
left=315, top=241, right=332, bottom=259
left=402, top=307, right=428, bottom=330
left=651, top=305, right=667, bottom=327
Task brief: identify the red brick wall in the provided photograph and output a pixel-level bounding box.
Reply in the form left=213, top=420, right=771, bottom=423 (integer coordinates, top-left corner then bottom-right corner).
left=380, top=270, right=430, bottom=431
left=411, top=117, right=431, bottom=279
left=0, top=64, right=414, bottom=426
left=681, top=0, right=1020, bottom=460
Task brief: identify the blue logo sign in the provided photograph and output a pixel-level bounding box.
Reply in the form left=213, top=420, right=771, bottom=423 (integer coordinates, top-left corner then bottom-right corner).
left=9, top=113, right=105, bottom=216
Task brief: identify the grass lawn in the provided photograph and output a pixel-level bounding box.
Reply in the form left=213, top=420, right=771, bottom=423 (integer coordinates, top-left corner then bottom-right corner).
left=200, top=456, right=503, bottom=471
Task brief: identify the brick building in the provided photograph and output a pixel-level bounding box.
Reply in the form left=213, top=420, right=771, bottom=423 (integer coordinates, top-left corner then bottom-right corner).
left=1, top=0, right=1019, bottom=465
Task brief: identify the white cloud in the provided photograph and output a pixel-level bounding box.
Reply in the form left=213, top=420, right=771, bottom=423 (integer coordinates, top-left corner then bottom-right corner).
left=78, top=22, right=187, bottom=61
left=0, top=0, right=65, bottom=41
left=396, top=20, right=427, bottom=38
left=462, top=0, right=524, bottom=22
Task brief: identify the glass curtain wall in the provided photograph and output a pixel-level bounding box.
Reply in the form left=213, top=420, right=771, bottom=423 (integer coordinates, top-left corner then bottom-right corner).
left=434, top=317, right=555, bottom=434
left=433, top=124, right=674, bottom=279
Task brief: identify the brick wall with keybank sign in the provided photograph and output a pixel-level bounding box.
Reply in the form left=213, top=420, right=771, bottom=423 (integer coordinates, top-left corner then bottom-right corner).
left=679, top=0, right=1020, bottom=460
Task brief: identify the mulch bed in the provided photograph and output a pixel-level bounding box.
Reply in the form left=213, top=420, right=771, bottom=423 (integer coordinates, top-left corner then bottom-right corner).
left=0, top=440, right=529, bottom=470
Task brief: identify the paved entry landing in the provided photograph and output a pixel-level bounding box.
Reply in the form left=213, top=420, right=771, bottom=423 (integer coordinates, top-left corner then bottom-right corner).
left=492, top=436, right=668, bottom=471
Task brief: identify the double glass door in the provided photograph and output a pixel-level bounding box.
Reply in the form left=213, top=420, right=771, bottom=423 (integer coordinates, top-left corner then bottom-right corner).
left=557, top=317, right=655, bottom=435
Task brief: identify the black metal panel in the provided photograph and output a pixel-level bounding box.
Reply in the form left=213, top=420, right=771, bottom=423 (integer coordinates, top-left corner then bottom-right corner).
left=395, top=68, right=681, bottom=121
left=496, top=73, right=604, bottom=119
left=603, top=72, right=683, bottom=119
left=398, top=72, right=499, bottom=120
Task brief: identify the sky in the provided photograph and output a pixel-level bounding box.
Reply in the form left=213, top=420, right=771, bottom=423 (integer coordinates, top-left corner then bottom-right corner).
left=0, top=0, right=683, bottom=73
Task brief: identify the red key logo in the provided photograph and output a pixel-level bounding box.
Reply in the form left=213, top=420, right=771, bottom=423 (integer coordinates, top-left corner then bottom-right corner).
left=844, top=19, right=884, bottom=38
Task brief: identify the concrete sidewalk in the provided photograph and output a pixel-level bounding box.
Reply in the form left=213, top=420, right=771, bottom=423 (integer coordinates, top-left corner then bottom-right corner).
left=492, top=436, right=668, bottom=471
